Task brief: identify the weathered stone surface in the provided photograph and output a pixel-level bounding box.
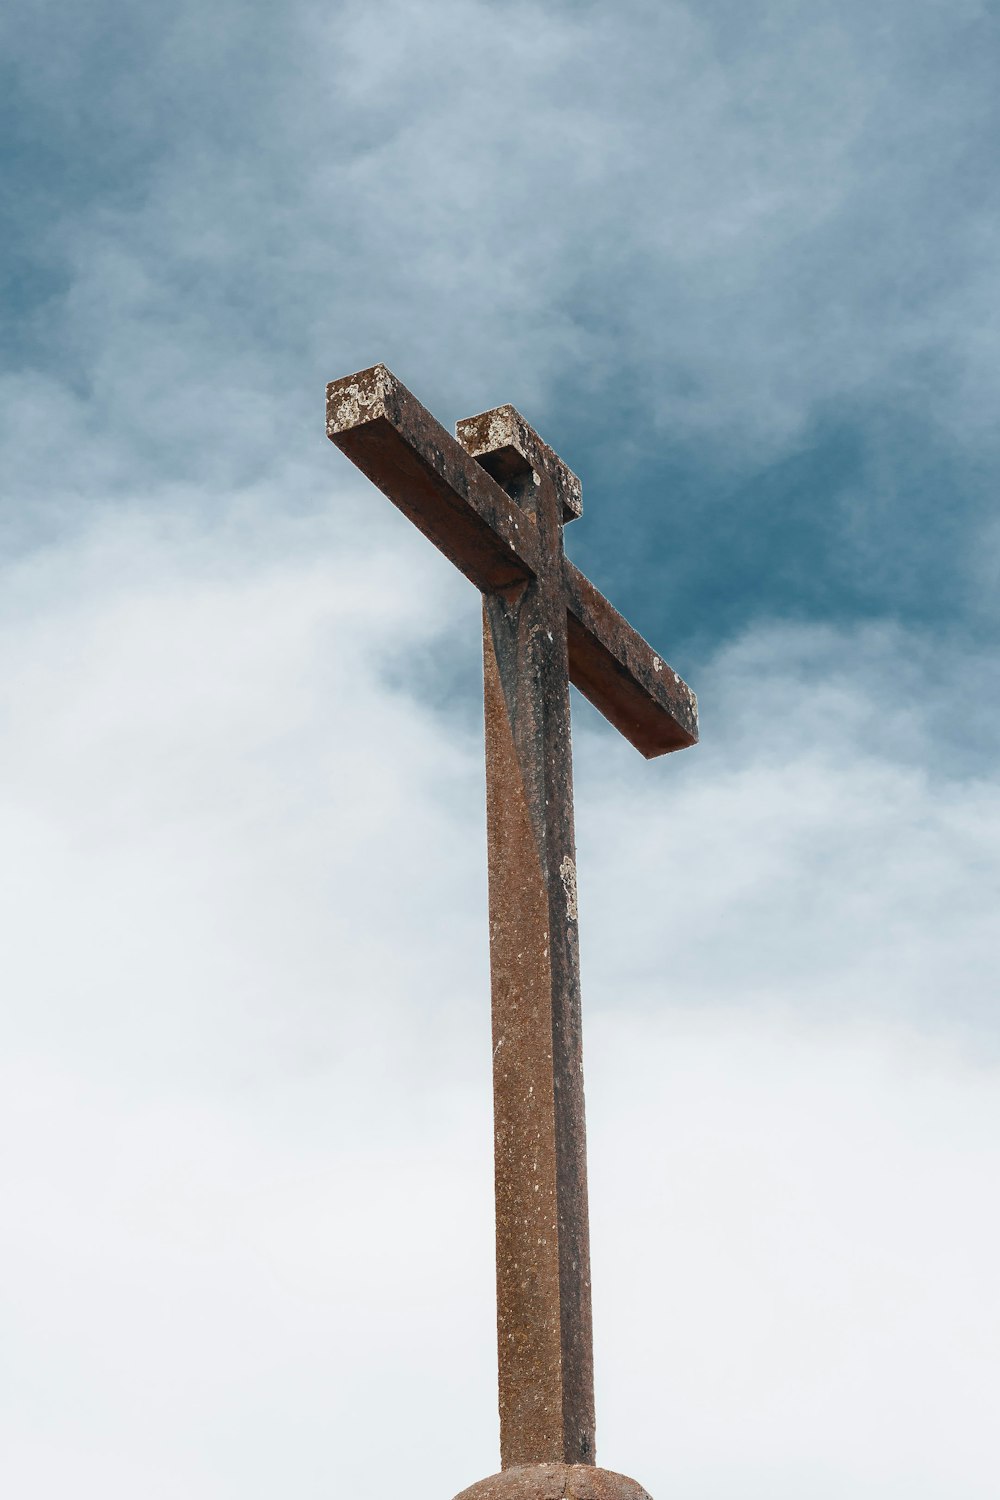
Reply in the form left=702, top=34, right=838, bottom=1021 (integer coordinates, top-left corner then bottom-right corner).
left=457, top=404, right=583, bottom=524
left=455, top=1463, right=653, bottom=1500
left=326, top=364, right=540, bottom=593
left=563, top=559, right=698, bottom=759
left=480, top=438, right=593, bottom=1466
left=326, top=365, right=698, bottom=758
left=326, top=364, right=697, bottom=1479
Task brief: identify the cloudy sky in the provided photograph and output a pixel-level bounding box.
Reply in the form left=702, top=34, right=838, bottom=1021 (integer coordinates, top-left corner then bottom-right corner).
left=2, top=2, right=999, bottom=1496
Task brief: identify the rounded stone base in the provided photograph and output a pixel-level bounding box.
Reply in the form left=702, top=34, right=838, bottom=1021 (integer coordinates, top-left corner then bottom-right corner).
left=454, top=1464, right=652, bottom=1500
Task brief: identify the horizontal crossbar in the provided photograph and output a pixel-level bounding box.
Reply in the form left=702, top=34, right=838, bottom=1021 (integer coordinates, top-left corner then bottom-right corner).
left=327, top=365, right=539, bottom=592
left=326, top=364, right=698, bottom=757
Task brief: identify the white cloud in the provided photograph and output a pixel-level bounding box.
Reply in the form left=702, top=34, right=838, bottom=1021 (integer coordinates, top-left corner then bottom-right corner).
left=591, top=1013, right=1000, bottom=1499
left=1, top=500, right=997, bottom=1497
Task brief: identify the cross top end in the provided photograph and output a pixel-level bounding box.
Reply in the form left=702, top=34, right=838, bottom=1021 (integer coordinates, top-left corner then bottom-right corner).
left=326, top=365, right=582, bottom=524
left=457, top=406, right=583, bottom=525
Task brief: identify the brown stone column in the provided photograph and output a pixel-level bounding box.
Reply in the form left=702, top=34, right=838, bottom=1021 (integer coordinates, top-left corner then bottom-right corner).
left=482, top=456, right=595, bottom=1469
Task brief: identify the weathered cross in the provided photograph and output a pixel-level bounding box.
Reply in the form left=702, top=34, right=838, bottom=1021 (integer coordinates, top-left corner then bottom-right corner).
left=326, top=366, right=698, bottom=1500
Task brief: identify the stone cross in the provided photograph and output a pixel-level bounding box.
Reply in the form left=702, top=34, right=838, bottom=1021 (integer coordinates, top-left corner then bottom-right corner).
left=326, top=366, right=698, bottom=1500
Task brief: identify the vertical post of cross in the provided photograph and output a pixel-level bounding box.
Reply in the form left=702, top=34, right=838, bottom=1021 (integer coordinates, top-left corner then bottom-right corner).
left=457, top=410, right=594, bottom=1470
left=326, top=364, right=698, bottom=1500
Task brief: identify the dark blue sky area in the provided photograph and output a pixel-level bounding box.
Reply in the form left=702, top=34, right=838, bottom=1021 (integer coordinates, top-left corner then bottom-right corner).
left=560, top=398, right=987, bottom=665
left=3, top=0, right=998, bottom=687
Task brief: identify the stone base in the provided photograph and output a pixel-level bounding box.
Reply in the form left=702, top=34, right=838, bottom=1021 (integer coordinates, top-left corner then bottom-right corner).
left=455, top=1464, right=652, bottom=1500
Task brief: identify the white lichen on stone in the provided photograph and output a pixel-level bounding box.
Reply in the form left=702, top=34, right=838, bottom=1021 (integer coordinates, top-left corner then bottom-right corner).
left=559, top=855, right=578, bottom=921
left=328, top=363, right=394, bottom=433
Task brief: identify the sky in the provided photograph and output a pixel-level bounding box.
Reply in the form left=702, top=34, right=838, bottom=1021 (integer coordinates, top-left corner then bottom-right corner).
left=2, top=2, right=998, bottom=1497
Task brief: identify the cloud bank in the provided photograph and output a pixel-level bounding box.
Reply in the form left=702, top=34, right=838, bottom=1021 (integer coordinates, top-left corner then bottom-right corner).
left=2, top=503, right=997, bottom=1498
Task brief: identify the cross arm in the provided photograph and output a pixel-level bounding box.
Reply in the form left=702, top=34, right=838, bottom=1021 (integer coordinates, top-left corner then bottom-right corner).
left=563, top=560, right=698, bottom=758
left=326, top=365, right=540, bottom=592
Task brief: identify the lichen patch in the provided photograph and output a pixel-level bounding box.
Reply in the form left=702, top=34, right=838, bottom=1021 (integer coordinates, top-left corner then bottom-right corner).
left=559, top=855, right=578, bottom=922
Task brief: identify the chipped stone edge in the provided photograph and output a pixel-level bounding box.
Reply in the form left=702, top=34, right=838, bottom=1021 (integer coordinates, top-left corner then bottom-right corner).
left=326, top=362, right=398, bottom=436
left=457, top=404, right=583, bottom=522
left=559, top=854, right=579, bottom=922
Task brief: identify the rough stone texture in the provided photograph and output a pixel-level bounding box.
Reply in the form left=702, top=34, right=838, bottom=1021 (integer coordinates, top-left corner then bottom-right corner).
left=325, top=364, right=698, bottom=1476
left=457, top=405, right=583, bottom=524
left=562, top=559, right=697, bottom=758
left=326, top=364, right=698, bottom=758
left=480, top=438, right=594, bottom=1465
left=326, top=364, right=540, bottom=592
left=455, top=1464, right=653, bottom=1500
